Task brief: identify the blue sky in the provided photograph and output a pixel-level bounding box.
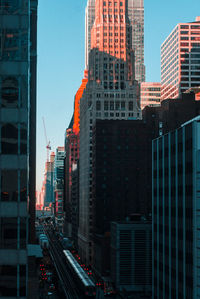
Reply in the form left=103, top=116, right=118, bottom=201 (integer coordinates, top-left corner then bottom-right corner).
left=36, top=0, right=200, bottom=190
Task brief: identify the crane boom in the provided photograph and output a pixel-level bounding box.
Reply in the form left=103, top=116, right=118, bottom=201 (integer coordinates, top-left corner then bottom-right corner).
left=42, top=117, right=51, bottom=162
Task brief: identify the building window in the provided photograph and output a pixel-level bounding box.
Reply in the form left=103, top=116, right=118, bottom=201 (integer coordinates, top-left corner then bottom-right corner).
left=110, top=101, right=114, bottom=110
left=20, top=218, right=27, bottom=249
left=0, top=265, right=17, bottom=296
left=116, top=101, right=120, bottom=110
left=128, top=101, right=133, bottom=111
left=104, top=101, right=108, bottom=111
left=19, top=265, right=26, bottom=297
left=96, top=101, right=101, bottom=111
left=20, top=170, right=27, bottom=202
left=1, top=123, right=18, bottom=154
left=20, top=123, right=27, bottom=154
left=121, top=101, right=125, bottom=110
left=1, top=170, right=18, bottom=201
left=2, top=29, right=20, bottom=60
left=0, top=218, right=18, bottom=249
left=1, top=77, right=19, bottom=108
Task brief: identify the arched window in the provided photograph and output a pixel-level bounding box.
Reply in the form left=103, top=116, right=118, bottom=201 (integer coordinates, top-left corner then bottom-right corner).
left=1, top=77, right=19, bottom=108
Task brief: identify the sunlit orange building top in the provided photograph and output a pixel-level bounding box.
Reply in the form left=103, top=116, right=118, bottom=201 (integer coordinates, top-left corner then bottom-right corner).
left=73, top=71, right=88, bottom=135
left=91, top=0, right=128, bottom=61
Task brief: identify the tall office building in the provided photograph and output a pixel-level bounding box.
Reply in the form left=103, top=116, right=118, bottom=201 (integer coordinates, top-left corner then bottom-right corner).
left=0, top=0, right=38, bottom=298
left=43, top=152, right=55, bottom=208
left=85, top=0, right=145, bottom=82
left=161, top=16, right=200, bottom=101
left=128, top=0, right=145, bottom=83
left=78, top=0, right=141, bottom=265
left=85, top=0, right=96, bottom=69
left=152, top=116, right=200, bottom=299
left=54, top=147, right=65, bottom=228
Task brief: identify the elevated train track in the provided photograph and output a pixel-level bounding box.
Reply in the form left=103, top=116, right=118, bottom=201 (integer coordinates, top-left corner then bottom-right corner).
left=45, top=229, right=81, bottom=299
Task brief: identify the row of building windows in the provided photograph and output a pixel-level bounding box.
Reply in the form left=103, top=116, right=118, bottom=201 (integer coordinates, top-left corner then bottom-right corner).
left=104, top=1, right=123, bottom=7
left=103, top=32, right=124, bottom=36
left=95, top=92, right=130, bottom=98
left=94, top=100, right=134, bottom=111
left=103, top=8, right=124, bottom=13
left=95, top=112, right=139, bottom=118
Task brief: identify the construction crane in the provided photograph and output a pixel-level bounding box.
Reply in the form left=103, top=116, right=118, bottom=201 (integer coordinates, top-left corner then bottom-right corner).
left=42, top=117, right=51, bottom=162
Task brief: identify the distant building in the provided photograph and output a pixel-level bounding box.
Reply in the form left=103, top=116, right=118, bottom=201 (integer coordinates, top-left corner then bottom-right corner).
left=128, top=0, right=145, bottom=83
left=140, top=82, right=161, bottom=109
left=152, top=116, right=200, bottom=298
left=64, top=77, right=87, bottom=237
left=54, top=147, right=65, bottom=228
left=85, top=0, right=95, bottom=69
left=111, top=218, right=152, bottom=295
left=43, top=152, right=55, bottom=207
left=161, top=16, right=200, bottom=100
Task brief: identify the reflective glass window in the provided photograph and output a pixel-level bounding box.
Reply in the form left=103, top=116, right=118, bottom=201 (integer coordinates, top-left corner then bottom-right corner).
left=0, top=217, right=18, bottom=249
left=1, top=170, right=18, bottom=201
left=1, top=77, right=19, bottom=108
left=1, top=123, right=18, bottom=154
left=0, top=265, right=17, bottom=296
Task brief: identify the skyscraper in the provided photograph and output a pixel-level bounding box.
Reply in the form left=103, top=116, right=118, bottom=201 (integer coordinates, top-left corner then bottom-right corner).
left=85, top=0, right=96, bottom=70
left=152, top=116, right=200, bottom=298
left=54, top=147, right=65, bottom=229
left=85, top=0, right=145, bottom=82
left=161, top=16, right=200, bottom=101
left=78, top=0, right=141, bottom=265
left=128, top=0, right=145, bottom=83
left=0, top=0, right=38, bottom=297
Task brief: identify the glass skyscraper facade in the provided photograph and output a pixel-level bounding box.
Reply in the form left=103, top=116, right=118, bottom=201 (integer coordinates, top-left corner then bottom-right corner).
left=0, top=1, right=38, bottom=297
left=152, top=116, right=200, bottom=298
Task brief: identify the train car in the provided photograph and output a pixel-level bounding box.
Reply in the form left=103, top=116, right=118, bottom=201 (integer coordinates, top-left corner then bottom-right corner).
left=63, top=250, right=96, bottom=297
left=39, top=234, right=49, bottom=250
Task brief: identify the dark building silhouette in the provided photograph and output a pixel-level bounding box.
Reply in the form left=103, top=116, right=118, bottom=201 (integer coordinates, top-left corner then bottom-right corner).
left=0, top=1, right=38, bottom=298
left=143, top=92, right=200, bottom=138
left=92, top=120, right=152, bottom=275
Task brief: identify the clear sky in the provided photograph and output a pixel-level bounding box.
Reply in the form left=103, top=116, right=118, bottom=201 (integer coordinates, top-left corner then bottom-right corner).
left=36, top=0, right=200, bottom=190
